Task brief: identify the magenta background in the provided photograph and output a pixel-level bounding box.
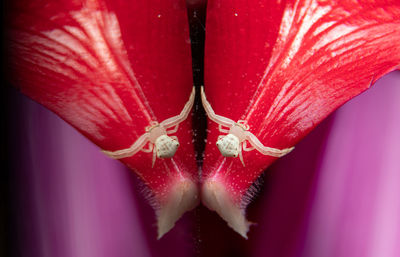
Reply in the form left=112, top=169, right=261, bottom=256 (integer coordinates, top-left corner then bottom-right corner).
left=6, top=71, right=400, bottom=256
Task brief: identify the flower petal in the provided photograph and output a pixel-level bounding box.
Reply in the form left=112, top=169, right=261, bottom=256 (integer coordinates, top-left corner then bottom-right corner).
left=202, top=0, right=400, bottom=237
left=5, top=0, right=198, bottom=237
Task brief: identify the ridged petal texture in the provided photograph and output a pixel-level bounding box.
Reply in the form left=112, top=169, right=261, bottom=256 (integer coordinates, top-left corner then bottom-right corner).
left=5, top=0, right=198, bottom=238
left=203, top=0, right=400, bottom=237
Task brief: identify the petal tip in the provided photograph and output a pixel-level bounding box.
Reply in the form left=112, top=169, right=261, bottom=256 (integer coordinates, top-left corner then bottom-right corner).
left=156, top=178, right=199, bottom=239
left=201, top=179, right=251, bottom=239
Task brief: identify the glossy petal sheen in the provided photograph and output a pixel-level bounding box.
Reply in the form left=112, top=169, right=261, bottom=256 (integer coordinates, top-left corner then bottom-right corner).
left=203, top=0, right=400, bottom=237
left=5, top=0, right=197, bottom=237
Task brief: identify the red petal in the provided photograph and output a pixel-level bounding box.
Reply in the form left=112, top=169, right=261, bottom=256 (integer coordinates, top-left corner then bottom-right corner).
left=202, top=0, right=400, bottom=237
left=5, top=0, right=198, bottom=237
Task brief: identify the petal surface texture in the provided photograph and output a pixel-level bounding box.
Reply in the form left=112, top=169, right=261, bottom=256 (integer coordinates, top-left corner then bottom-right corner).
left=5, top=0, right=198, bottom=238
left=203, top=0, right=400, bottom=237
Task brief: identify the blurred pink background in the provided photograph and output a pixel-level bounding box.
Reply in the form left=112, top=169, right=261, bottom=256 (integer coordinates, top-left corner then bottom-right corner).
left=5, top=71, right=400, bottom=257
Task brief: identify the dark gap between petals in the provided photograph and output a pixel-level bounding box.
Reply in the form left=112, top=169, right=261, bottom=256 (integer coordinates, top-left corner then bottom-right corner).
left=187, top=1, right=208, bottom=169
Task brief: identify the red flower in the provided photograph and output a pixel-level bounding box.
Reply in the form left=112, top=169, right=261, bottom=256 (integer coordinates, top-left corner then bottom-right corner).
left=202, top=0, right=400, bottom=237
left=5, top=0, right=400, bottom=239
left=5, top=0, right=198, bottom=238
